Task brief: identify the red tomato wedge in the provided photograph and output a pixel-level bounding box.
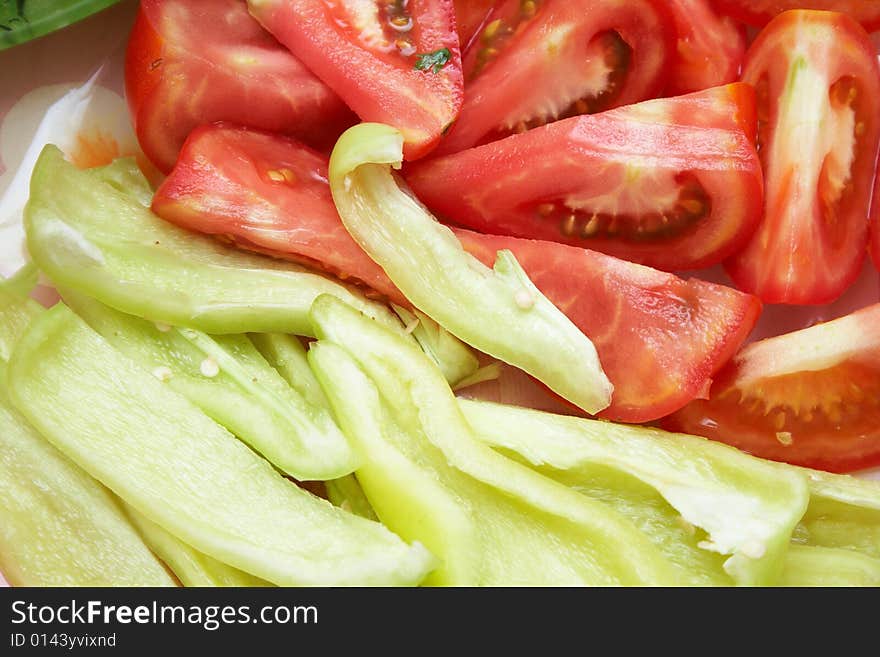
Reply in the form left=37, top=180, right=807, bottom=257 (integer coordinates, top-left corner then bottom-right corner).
left=664, top=0, right=746, bottom=95
left=873, top=177, right=880, bottom=270
left=435, top=0, right=676, bottom=155
left=454, top=0, right=495, bottom=50
left=711, top=1, right=880, bottom=31
left=456, top=233, right=762, bottom=423
left=725, top=11, right=880, bottom=305
left=124, top=0, right=355, bottom=173
left=246, top=0, right=463, bottom=160
left=151, top=124, right=405, bottom=305
left=407, top=84, right=763, bottom=272
left=153, top=124, right=761, bottom=423
left=664, top=303, right=880, bottom=473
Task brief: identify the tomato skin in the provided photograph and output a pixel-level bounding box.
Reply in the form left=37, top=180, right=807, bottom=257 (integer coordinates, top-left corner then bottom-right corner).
left=664, top=303, right=880, bottom=473
left=407, top=84, right=763, bottom=272
left=455, top=232, right=762, bottom=423
left=711, top=1, right=880, bottom=31
left=725, top=10, right=880, bottom=305
left=454, top=0, right=495, bottom=50
left=664, top=0, right=746, bottom=95
left=150, top=123, right=405, bottom=305
left=872, top=175, right=880, bottom=271
left=436, top=0, right=676, bottom=155
left=247, top=0, right=463, bottom=161
left=153, top=124, right=761, bottom=423
left=125, top=0, right=355, bottom=173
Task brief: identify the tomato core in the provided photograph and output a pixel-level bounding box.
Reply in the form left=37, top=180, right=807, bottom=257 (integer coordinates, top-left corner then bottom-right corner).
left=469, top=24, right=632, bottom=144
left=526, top=171, right=711, bottom=243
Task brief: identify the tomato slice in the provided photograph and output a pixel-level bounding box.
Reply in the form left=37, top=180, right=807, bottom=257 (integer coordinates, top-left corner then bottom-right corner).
left=664, top=0, right=746, bottom=95
left=712, top=1, right=880, bottom=31
left=151, top=123, right=405, bottom=306
left=434, top=0, right=676, bottom=155
left=154, top=124, right=761, bottom=423
left=725, top=11, right=880, bottom=305
left=406, top=84, right=762, bottom=272
left=246, top=0, right=462, bottom=160
left=664, top=303, right=880, bottom=473
left=872, top=174, right=880, bottom=272
left=124, top=0, right=355, bottom=173
left=454, top=0, right=495, bottom=50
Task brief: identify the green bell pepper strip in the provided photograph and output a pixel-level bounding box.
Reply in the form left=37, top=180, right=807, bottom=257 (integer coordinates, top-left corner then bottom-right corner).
left=780, top=545, right=880, bottom=587
left=308, top=295, right=677, bottom=585
left=125, top=507, right=270, bottom=587
left=246, top=338, right=381, bottom=522
left=249, top=333, right=331, bottom=408
left=62, top=290, right=357, bottom=481
left=793, top=469, right=880, bottom=560
left=0, top=364, right=174, bottom=587
left=459, top=399, right=810, bottom=586
left=325, top=476, right=380, bottom=522
left=0, top=286, right=41, bottom=361
left=328, top=124, right=613, bottom=414
left=24, top=146, right=398, bottom=337
left=7, top=304, right=435, bottom=586
left=2, top=263, right=39, bottom=300
left=391, top=305, right=479, bottom=388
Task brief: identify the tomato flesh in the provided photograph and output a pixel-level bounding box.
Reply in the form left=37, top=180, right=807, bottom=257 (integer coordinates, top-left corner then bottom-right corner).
left=435, top=0, right=675, bottom=154
left=406, top=84, right=763, bottom=272
left=124, top=0, right=355, bottom=173
left=246, top=0, right=463, bottom=160
left=711, top=1, right=880, bottom=31
left=664, top=303, right=880, bottom=473
left=664, top=0, right=746, bottom=95
left=153, top=124, right=761, bottom=423
left=725, top=10, right=880, bottom=305
left=872, top=174, right=880, bottom=272
left=150, top=123, right=402, bottom=305
left=454, top=0, right=495, bottom=50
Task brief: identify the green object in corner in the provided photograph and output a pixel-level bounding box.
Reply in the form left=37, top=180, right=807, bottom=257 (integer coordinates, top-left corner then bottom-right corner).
left=0, top=0, right=123, bottom=51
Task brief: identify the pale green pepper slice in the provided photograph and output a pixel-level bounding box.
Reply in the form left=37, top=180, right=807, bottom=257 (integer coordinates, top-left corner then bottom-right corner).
left=308, top=295, right=677, bottom=585
left=249, top=333, right=330, bottom=408
left=24, top=147, right=397, bottom=337
left=391, top=305, right=479, bottom=387
left=2, top=263, right=39, bottom=300
left=459, top=399, right=810, bottom=586
left=125, top=507, right=270, bottom=587
left=780, top=545, right=880, bottom=587
left=0, top=361, right=174, bottom=587
left=328, top=124, right=612, bottom=414
left=793, top=469, right=880, bottom=560
left=0, top=286, right=41, bottom=361
left=7, top=304, right=434, bottom=586
left=325, top=476, right=380, bottom=522
left=63, top=290, right=357, bottom=481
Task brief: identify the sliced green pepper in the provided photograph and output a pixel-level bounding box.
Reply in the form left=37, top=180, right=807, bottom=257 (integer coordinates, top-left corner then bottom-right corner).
left=8, top=304, right=434, bottom=586
left=249, top=333, right=331, bottom=408
left=793, top=469, right=880, bottom=560
left=63, top=290, right=357, bottom=481
left=308, top=295, right=677, bottom=585
left=459, top=399, right=810, bottom=586
left=25, top=147, right=397, bottom=337
left=125, top=507, right=270, bottom=587
left=0, top=286, right=41, bottom=361
left=0, top=361, right=174, bottom=587
left=2, top=262, right=39, bottom=300
left=325, top=476, right=380, bottom=522
left=391, top=305, right=479, bottom=387
left=780, top=545, right=880, bottom=587
left=328, top=124, right=612, bottom=414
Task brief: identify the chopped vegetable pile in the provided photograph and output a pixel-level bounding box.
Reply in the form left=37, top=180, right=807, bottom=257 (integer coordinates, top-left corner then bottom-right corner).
left=2, top=0, right=880, bottom=587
